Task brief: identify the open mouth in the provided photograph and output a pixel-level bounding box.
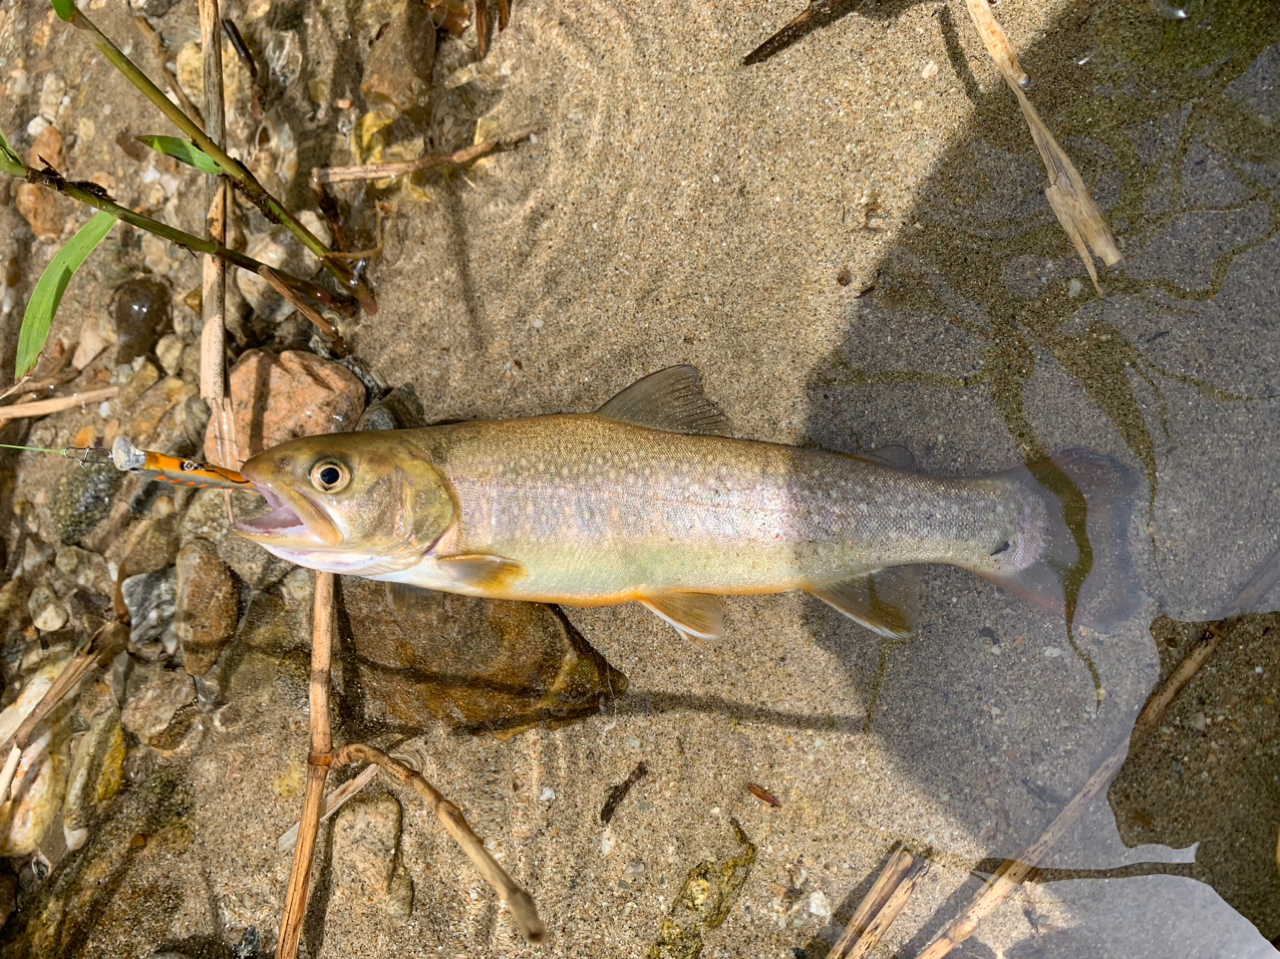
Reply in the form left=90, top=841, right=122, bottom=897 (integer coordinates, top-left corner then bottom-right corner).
left=234, top=486, right=311, bottom=541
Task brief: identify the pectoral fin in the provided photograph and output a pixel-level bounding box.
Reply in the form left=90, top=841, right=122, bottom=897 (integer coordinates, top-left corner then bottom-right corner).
left=596, top=366, right=729, bottom=436
left=640, top=592, right=724, bottom=641
left=807, top=571, right=915, bottom=639
left=436, top=553, right=528, bottom=592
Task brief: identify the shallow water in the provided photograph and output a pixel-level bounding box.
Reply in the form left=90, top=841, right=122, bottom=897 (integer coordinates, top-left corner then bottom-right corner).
left=1, top=0, right=1279, bottom=955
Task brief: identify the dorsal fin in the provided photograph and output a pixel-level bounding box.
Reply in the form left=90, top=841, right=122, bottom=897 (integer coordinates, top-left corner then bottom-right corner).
left=596, top=366, right=729, bottom=436
left=862, top=445, right=915, bottom=471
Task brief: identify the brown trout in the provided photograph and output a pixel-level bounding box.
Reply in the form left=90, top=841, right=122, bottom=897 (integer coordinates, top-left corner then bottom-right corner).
left=234, top=367, right=1138, bottom=639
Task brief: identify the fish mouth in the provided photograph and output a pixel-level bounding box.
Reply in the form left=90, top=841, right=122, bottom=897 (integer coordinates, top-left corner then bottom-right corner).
left=233, top=472, right=341, bottom=547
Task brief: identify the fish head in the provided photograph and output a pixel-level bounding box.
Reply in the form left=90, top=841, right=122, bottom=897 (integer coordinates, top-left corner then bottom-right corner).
left=234, top=431, right=454, bottom=576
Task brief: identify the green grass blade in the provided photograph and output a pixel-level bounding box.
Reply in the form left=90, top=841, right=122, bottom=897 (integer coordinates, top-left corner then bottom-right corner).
left=15, top=210, right=118, bottom=378
left=135, top=135, right=220, bottom=176
left=50, top=0, right=75, bottom=22
left=0, top=126, right=24, bottom=176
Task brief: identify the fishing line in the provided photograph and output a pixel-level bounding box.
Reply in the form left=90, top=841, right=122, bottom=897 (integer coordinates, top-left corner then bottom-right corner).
left=0, top=438, right=257, bottom=493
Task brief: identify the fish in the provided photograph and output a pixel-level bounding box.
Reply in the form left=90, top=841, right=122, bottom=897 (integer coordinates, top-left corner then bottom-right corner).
left=233, top=366, right=1139, bottom=640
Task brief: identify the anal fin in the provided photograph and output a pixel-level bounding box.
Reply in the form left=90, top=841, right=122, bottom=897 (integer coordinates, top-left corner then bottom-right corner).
left=640, top=592, right=724, bottom=641
left=436, top=553, right=528, bottom=592
left=807, top=571, right=915, bottom=639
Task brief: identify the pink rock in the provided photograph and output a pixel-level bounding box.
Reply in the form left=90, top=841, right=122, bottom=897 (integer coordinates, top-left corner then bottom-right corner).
left=204, top=349, right=365, bottom=466
left=16, top=183, right=66, bottom=239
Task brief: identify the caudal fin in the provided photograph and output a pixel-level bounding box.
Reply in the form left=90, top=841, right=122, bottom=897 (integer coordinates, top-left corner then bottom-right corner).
left=974, top=449, right=1143, bottom=630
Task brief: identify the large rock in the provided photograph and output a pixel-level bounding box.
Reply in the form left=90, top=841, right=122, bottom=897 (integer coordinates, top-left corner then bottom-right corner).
left=203, top=349, right=365, bottom=466
left=339, top=576, right=628, bottom=734
left=361, top=0, right=437, bottom=116
left=174, top=540, right=238, bottom=676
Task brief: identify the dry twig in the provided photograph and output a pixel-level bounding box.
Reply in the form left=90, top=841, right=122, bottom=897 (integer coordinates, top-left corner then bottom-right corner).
left=276, top=763, right=379, bottom=853
left=0, top=622, right=127, bottom=803
left=258, top=266, right=348, bottom=354
left=276, top=571, right=335, bottom=959
left=741, top=0, right=861, bottom=66
left=0, top=372, right=33, bottom=405
left=312, top=127, right=540, bottom=185
left=841, top=855, right=930, bottom=959
left=334, top=742, right=548, bottom=943
left=964, top=0, right=1121, bottom=295
left=916, top=620, right=1230, bottom=959
left=0, top=387, right=117, bottom=423
left=829, top=848, right=916, bottom=957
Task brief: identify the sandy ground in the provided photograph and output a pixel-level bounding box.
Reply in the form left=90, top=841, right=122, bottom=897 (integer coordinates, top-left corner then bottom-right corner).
left=0, top=0, right=1279, bottom=956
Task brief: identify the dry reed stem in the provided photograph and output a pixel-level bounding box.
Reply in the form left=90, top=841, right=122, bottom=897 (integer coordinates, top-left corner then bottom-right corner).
left=275, top=571, right=335, bottom=959
left=0, top=373, right=33, bottom=404
left=276, top=763, right=379, bottom=853
left=0, top=387, right=117, bottom=423
left=257, top=266, right=347, bottom=353
left=964, top=0, right=1120, bottom=295
left=334, top=741, right=548, bottom=944
left=197, top=0, right=236, bottom=480
left=312, top=127, right=540, bottom=184
left=2, top=349, right=75, bottom=406
left=842, top=857, right=930, bottom=959
left=916, top=619, right=1230, bottom=959
left=0, top=622, right=127, bottom=802
left=829, top=848, right=916, bottom=957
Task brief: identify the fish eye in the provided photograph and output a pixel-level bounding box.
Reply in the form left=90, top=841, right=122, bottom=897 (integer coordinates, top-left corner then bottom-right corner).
left=309, top=459, right=351, bottom=493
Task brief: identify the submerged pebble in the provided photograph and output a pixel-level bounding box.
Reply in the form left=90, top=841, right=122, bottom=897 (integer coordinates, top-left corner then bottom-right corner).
left=342, top=576, right=628, bottom=733
left=0, top=659, right=74, bottom=857
left=61, top=685, right=125, bottom=848
left=120, top=669, right=195, bottom=745
left=112, top=277, right=172, bottom=365
left=49, top=463, right=122, bottom=545
left=27, top=584, right=67, bottom=634
left=361, top=0, right=437, bottom=116
left=110, top=508, right=181, bottom=582
left=174, top=540, right=238, bottom=676
left=120, top=568, right=178, bottom=656
left=54, top=545, right=114, bottom=597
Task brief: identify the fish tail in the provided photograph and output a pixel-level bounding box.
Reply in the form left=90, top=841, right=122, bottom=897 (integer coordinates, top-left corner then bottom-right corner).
left=973, top=449, right=1144, bottom=630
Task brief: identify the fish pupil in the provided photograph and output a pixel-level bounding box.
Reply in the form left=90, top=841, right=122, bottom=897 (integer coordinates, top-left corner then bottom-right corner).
left=320, top=466, right=341, bottom=487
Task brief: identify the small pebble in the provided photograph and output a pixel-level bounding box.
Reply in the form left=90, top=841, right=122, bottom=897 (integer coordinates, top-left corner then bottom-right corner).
left=120, top=669, right=195, bottom=744
left=155, top=334, right=184, bottom=376
left=113, top=277, right=172, bottom=364
left=1043, top=646, right=1064, bottom=658
left=540, top=786, right=556, bottom=802
left=808, top=890, right=832, bottom=919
